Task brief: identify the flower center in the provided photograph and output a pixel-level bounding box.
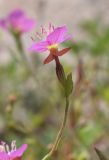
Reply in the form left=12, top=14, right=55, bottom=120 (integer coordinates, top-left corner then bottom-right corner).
left=48, top=44, right=58, bottom=50
left=0, top=141, right=17, bottom=154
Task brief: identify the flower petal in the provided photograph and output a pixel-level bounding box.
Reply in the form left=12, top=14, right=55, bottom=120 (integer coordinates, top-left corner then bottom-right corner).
left=10, top=144, right=28, bottom=159
left=21, top=19, right=36, bottom=32
left=14, top=18, right=36, bottom=33
left=47, top=26, right=67, bottom=44
left=64, top=34, right=72, bottom=41
left=8, top=9, right=25, bottom=21
left=29, top=41, right=48, bottom=53
left=0, top=152, right=9, bottom=160
left=0, top=19, right=8, bottom=30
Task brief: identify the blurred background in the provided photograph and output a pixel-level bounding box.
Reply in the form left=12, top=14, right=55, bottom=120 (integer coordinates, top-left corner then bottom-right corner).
left=0, top=0, right=109, bottom=160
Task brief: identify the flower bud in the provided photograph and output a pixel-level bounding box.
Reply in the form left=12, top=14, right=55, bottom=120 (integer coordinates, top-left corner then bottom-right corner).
left=55, top=56, right=66, bottom=86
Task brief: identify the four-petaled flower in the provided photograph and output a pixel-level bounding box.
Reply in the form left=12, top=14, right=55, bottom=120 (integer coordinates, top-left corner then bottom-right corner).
left=29, top=25, right=72, bottom=64
left=0, top=141, right=28, bottom=160
left=0, top=9, right=36, bottom=34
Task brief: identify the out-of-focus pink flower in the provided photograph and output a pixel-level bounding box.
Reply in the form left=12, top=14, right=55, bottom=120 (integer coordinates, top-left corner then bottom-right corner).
left=0, top=9, right=36, bottom=34
left=0, top=19, right=7, bottom=30
left=0, top=141, right=28, bottom=160
left=29, top=25, right=72, bottom=64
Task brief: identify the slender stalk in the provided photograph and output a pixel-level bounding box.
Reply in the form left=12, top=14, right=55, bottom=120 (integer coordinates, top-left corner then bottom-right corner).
left=13, top=33, right=38, bottom=84
left=42, top=96, right=69, bottom=160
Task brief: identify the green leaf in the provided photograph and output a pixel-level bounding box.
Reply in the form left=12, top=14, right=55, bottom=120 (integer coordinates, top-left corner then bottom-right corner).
left=78, top=122, right=103, bottom=146
left=95, top=148, right=108, bottom=160
left=101, top=87, right=109, bottom=102
left=65, top=73, right=73, bottom=97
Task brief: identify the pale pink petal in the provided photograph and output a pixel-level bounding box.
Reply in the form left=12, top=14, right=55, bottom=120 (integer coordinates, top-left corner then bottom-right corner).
left=10, top=144, right=28, bottom=159
left=0, top=19, right=8, bottom=30
left=20, top=19, right=36, bottom=32
left=56, top=34, right=72, bottom=44
left=29, top=41, right=48, bottom=53
left=13, top=18, right=36, bottom=33
left=47, top=26, right=67, bottom=44
left=63, top=34, right=72, bottom=42
left=8, top=9, right=25, bottom=21
left=0, top=152, right=9, bottom=160
left=7, top=9, right=35, bottom=33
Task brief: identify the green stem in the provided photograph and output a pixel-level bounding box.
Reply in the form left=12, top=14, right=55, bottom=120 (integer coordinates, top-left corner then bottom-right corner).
left=42, top=96, right=69, bottom=160
left=13, top=33, right=38, bottom=84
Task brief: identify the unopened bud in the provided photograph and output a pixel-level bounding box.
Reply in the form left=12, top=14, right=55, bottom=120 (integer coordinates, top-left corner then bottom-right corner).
left=55, top=56, right=66, bottom=86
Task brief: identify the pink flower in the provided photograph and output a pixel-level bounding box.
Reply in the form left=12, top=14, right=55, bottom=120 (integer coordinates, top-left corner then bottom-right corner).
left=0, top=19, right=7, bottom=30
left=0, top=141, right=28, bottom=160
left=0, top=9, right=36, bottom=34
left=29, top=25, right=72, bottom=64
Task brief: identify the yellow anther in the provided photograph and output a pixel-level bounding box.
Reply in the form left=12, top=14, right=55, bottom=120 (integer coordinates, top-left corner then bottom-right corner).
left=48, top=44, right=58, bottom=50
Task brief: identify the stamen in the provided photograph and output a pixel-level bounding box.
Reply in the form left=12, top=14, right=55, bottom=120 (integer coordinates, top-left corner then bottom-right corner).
left=41, top=26, right=47, bottom=35
left=0, top=141, right=17, bottom=154
left=1, top=141, right=6, bottom=146
left=31, top=32, right=42, bottom=41
left=52, top=25, right=55, bottom=31
left=0, top=141, right=6, bottom=152
left=48, top=23, right=52, bottom=34
left=31, top=36, right=36, bottom=42
left=0, top=145, right=5, bottom=152
left=30, top=23, right=55, bottom=42
left=41, top=26, right=45, bottom=34
left=48, top=23, right=55, bottom=34
left=6, top=144, right=10, bottom=154
left=36, top=32, right=42, bottom=39
left=11, top=140, right=16, bottom=152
